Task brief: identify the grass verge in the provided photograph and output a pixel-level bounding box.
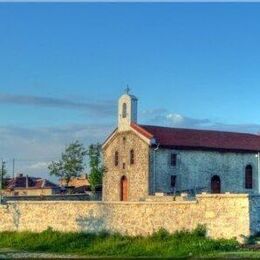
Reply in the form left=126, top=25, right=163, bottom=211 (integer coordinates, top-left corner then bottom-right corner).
left=0, top=225, right=242, bottom=257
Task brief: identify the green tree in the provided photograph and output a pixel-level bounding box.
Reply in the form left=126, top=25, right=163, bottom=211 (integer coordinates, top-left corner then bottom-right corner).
left=87, top=143, right=104, bottom=192
left=48, top=141, right=87, bottom=186
left=0, top=160, right=8, bottom=189
left=0, top=161, right=7, bottom=178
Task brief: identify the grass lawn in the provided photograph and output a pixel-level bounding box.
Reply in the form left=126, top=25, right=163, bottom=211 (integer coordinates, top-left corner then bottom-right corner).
left=0, top=225, right=258, bottom=258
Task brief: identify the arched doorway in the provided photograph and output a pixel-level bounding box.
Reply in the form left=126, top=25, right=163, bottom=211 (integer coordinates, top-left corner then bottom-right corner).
left=120, top=176, right=128, bottom=201
left=211, top=175, right=221, bottom=194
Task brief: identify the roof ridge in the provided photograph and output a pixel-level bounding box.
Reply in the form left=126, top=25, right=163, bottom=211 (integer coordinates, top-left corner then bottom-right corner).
left=140, top=124, right=260, bottom=137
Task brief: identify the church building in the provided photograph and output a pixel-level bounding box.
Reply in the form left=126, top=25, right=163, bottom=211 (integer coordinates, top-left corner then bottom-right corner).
left=102, top=92, right=260, bottom=201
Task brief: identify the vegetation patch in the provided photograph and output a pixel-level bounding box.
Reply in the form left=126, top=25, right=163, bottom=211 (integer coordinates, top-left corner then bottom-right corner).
left=0, top=225, right=242, bottom=257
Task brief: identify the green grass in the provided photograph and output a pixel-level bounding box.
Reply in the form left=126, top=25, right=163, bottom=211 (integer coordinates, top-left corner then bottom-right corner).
left=0, top=225, right=245, bottom=257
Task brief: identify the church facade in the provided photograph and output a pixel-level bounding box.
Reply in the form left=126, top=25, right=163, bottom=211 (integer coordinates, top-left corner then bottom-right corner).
left=102, top=92, right=260, bottom=201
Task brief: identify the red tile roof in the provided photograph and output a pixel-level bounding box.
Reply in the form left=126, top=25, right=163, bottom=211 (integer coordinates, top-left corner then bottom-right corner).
left=133, top=124, right=260, bottom=152
left=131, top=123, right=154, bottom=139
left=5, top=175, right=59, bottom=190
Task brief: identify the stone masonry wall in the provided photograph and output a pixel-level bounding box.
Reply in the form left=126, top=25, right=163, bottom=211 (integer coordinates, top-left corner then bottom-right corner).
left=103, top=130, right=150, bottom=201
left=0, top=194, right=252, bottom=241
left=150, top=148, right=259, bottom=194
left=249, top=195, right=260, bottom=235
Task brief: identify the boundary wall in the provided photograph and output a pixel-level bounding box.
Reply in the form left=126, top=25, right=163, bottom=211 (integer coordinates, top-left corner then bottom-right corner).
left=0, top=194, right=255, bottom=241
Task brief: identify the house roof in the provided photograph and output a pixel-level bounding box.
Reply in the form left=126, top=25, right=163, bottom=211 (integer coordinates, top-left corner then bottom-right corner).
left=5, top=175, right=59, bottom=190
left=132, top=124, right=260, bottom=152
left=59, top=175, right=90, bottom=187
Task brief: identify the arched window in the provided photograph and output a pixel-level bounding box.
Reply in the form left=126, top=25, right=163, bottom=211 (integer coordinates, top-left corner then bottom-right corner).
left=114, top=151, right=119, bottom=167
left=245, top=165, right=253, bottom=189
left=211, top=175, right=221, bottom=194
left=130, top=149, right=135, bottom=165
left=122, top=103, right=127, bottom=118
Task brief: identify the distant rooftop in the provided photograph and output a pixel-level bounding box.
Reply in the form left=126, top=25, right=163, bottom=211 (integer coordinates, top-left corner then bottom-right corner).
left=5, top=174, right=59, bottom=190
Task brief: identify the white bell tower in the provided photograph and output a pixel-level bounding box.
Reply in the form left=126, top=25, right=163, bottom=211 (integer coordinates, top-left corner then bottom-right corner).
left=118, top=87, right=138, bottom=131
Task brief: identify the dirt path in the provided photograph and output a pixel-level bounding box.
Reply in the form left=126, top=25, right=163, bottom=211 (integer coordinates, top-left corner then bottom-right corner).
left=0, top=248, right=86, bottom=259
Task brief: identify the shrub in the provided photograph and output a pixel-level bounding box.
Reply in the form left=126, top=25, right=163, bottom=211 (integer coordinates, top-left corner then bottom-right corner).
left=41, top=226, right=54, bottom=234
left=193, top=224, right=207, bottom=237
left=150, top=228, right=170, bottom=240
left=0, top=226, right=240, bottom=257
left=246, top=235, right=256, bottom=245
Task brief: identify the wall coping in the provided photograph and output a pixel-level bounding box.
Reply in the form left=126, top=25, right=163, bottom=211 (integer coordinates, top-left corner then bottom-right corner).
left=2, top=193, right=250, bottom=205
left=4, top=200, right=198, bottom=205
left=196, top=193, right=249, bottom=198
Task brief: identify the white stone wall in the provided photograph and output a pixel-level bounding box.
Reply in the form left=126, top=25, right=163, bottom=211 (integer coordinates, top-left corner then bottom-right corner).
left=0, top=194, right=251, bottom=240
left=151, top=148, right=259, bottom=195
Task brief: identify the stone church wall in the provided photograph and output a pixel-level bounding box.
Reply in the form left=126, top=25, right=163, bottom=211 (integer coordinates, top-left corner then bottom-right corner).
left=151, top=148, right=259, bottom=194
left=103, top=131, right=150, bottom=201
left=0, top=194, right=256, bottom=241
left=249, top=195, right=260, bottom=235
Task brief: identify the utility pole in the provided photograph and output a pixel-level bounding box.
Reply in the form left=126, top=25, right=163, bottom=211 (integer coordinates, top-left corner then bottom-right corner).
left=12, top=158, right=15, bottom=178
left=0, top=159, right=4, bottom=204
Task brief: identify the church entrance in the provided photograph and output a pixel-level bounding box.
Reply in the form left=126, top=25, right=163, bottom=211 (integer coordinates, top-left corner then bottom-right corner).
left=211, top=175, right=221, bottom=193
left=120, top=176, right=128, bottom=201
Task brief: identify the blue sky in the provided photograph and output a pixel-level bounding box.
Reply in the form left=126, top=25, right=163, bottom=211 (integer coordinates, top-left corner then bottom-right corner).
left=1, top=3, right=260, bottom=179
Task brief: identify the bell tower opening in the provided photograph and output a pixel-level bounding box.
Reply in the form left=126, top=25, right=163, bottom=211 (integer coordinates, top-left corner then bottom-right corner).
left=118, top=88, right=138, bottom=131
left=122, top=103, right=127, bottom=118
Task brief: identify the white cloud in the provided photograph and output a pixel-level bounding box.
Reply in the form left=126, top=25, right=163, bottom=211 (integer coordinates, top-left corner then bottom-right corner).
left=0, top=93, right=116, bottom=116
left=0, top=123, right=114, bottom=182
left=141, top=109, right=260, bottom=134
left=166, top=113, right=184, bottom=124
left=28, top=162, right=50, bottom=170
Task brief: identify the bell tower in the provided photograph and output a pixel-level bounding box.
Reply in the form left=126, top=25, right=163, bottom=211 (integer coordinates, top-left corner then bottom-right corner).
left=118, top=87, right=138, bottom=131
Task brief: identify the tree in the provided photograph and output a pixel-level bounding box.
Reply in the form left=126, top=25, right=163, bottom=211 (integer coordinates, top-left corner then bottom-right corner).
left=0, top=160, right=8, bottom=189
left=0, top=161, right=7, bottom=178
left=48, top=141, right=87, bottom=186
left=87, top=143, right=105, bottom=192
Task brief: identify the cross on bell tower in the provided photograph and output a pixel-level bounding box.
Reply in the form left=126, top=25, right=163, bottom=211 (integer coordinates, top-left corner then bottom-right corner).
left=125, top=85, right=130, bottom=95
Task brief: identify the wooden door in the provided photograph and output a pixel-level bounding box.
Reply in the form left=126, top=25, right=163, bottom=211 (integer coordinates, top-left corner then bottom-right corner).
left=211, top=175, right=221, bottom=193
left=120, top=176, right=128, bottom=201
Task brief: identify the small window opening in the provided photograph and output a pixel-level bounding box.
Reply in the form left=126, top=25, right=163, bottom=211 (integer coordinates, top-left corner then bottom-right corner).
left=130, top=149, right=135, bottom=165
left=122, top=103, right=127, bottom=118
left=114, top=151, right=119, bottom=166
left=171, top=154, right=177, bottom=166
